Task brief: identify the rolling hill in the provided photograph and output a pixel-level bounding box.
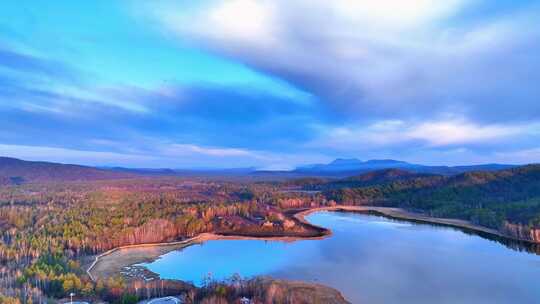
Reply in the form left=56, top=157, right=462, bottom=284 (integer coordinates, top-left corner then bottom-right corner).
left=295, top=158, right=516, bottom=176
left=0, top=157, right=135, bottom=185
left=324, top=164, right=540, bottom=240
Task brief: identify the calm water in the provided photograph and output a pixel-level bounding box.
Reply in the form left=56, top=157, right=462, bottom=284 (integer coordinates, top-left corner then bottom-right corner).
left=141, top=212, right=540, bottom=303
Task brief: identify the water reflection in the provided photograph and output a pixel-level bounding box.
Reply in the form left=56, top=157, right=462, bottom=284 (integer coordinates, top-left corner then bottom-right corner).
left=361, top=210, right=540, bottom=255
left=141, top=211, right=540, bottom=304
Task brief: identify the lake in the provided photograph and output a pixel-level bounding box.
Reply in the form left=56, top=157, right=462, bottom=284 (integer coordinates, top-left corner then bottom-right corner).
left=140, top=211, right=540, bottom=303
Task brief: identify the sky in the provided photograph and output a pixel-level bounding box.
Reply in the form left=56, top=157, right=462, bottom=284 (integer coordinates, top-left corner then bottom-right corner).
left=1, top=0, right=539, bottom=169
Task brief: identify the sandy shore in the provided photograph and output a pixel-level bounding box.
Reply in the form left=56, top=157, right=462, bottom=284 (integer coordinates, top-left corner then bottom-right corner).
left=87, top=216, right=330, bottom=281
left=86, top=206, right=529, bottom=281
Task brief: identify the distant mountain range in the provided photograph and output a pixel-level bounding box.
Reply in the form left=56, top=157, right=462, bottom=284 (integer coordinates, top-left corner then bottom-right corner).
left=104, top=166, right=258, bottom=176
left=0, top=156, right=522, bottom=185
left=294, top=158, right=517, bottom=176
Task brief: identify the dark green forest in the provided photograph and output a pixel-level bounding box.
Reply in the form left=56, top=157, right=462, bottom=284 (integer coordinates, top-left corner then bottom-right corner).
left=325, top=165, right=540, bottom=229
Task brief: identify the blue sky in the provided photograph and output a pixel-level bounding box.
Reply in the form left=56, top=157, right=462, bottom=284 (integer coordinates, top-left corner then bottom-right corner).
left=1, top=0, right=539, bottom=169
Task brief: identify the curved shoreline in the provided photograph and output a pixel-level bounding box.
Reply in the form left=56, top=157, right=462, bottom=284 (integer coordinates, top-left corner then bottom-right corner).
left=86, top=206, right=537, bottom=281
left=86, top=210, right=332, bottom=281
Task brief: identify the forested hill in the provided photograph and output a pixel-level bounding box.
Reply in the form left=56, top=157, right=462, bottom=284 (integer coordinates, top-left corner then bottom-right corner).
left=325, top=164, right=540, bottom=232
left=301, top=169, right=433, bottom=190
left=0, top=157, right=135, bottom=185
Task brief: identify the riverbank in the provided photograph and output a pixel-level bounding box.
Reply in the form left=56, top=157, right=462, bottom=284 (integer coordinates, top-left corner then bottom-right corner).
left=87, top=205, right=537, bottom=281
left=296, top=205, right=509, bottom=238
left=87, top=228, right=330, bottom=281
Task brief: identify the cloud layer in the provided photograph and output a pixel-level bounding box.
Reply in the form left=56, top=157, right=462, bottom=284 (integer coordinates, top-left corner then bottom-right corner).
left=147, top=0, right=540, bottom=122
left=0, top=1, right=539, bottom=167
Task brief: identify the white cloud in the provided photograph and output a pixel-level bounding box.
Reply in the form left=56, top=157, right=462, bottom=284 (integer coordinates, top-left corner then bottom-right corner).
left=494, top=148, right=540, bottom=164
left=152, top=0, right=466, bottom=39
left=0, top=144, right=156, bottom=166
left=406, top=120, right=520, bottom=146
left=310, top=118, right=532, bottom=150
left=0, top=143, right=262, bottom=167
left=141, top=0, right=540, bottom=122
left=205, top=0, right=276, bottom=43
left=330, top=0, right=466, bottom=30
left=161, top=144, right=257, bottom=158
left=124, top=1, right=540, bottom=166
left=0, top=143, right=331, bottom=169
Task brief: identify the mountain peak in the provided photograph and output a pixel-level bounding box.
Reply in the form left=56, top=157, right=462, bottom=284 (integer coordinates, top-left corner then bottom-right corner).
left=364, top=159, right=409, bottom=165
left=329, top=158, right=363, bottom=166
left=328, top=158, right=410, bottom=166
